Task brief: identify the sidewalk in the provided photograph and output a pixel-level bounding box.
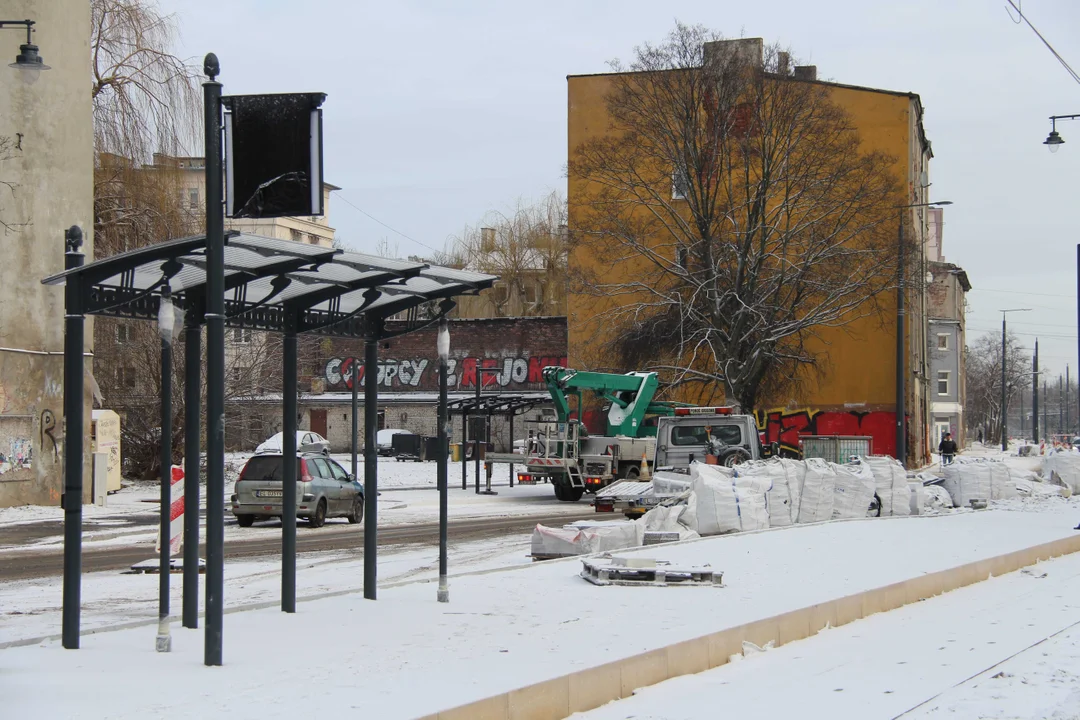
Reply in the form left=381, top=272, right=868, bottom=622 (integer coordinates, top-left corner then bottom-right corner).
left=4, top=498, right=1080, bottom=720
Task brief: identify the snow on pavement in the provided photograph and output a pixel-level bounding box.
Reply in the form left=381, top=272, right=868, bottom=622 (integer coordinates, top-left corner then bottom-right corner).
left=0, top=457, right=580, bottom=553
left=0, top=532, right=534, bottom=647
left=5, top=501, right=1080, bottom=719
left=573, top=538, right=1080, bottom=720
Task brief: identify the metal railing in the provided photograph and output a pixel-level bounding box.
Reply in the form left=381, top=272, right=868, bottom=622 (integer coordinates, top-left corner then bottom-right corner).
left=799, top=435, right=873, bottom=463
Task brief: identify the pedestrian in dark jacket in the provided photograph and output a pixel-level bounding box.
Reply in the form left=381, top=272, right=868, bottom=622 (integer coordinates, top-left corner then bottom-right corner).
left=939, top=433, right=958, bottom=465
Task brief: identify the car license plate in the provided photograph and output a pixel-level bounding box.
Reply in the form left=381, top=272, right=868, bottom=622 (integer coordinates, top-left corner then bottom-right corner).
left=256, top=490, right=283, bottom=498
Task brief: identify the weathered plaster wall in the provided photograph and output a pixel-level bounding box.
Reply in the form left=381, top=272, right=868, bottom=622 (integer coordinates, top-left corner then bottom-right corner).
left=0, top=1, right=94, bottom=507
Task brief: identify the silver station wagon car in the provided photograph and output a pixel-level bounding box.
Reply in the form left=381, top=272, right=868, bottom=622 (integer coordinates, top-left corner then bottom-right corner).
left=231, top=452, right=364, bottom=528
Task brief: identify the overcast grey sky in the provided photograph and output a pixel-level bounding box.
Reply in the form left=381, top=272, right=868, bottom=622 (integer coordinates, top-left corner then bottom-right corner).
left=160, top=0, right=1080, bottom=378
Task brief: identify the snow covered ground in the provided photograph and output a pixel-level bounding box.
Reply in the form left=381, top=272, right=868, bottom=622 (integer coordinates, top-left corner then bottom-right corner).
left=5, top=490, right=1080, bottom=719
left=0, top=531, right=534, bottom=648
left=573, top=538, right=1080, bottom=720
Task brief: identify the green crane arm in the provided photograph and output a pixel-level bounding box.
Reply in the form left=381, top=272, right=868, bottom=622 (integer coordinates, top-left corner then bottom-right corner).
left=541, top=367, right=666, bottom=437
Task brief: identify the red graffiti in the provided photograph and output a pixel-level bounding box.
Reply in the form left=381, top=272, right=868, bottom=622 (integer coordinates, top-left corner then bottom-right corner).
left=755, top=409, right=897, bottom=459
left=527, top=357, right=567, bottom=383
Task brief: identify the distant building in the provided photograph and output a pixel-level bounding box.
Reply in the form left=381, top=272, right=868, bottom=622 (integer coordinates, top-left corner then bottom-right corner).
left=926, top=208, right=971, bottom=448
left=145, top=153, right=339, bottom=247
left=567, top=38, right=939, bottom=464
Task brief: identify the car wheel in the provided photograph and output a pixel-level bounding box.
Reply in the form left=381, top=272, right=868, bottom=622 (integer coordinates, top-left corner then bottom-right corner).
left=348, top=497, right=364, bottom=524
left=236, top=514, right=255, bottom=527
left=309, top=499, right=327, bottom=528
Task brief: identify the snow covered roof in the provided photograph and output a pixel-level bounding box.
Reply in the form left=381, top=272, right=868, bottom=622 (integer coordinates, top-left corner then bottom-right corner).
left=42, top=232, right=497, bottom=340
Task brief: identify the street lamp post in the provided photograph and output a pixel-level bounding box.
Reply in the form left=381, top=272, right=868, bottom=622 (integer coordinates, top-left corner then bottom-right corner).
left=895, top=200, right=952, bottom=466
left=1000, top=308, right=1032, bottom=452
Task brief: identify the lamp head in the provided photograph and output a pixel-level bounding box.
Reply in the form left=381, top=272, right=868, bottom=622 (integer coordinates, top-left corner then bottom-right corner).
left=1045, top=130, right=1064, bottom=153
left=9, top=42, right=49, bottom=84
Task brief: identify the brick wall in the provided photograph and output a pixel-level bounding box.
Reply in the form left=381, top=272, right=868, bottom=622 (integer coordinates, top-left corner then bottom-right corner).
left=317, top=317, right=567, bottom=393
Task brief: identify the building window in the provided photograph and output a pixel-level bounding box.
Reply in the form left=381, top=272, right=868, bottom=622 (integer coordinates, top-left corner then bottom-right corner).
left=672, top=164, right=689, bottom=200
left=117, top=366, right=136, bottom=388
left=188, top=189, right=198, bottom=209
left=523, top=282, right=538, bottom=306
left=937, top=333, right=949, bottom=350
left=233, top=327, right=252, bottom=344
left=116, top=324, right=130, bottom=344
left=937, top=371, right=950, bottom=396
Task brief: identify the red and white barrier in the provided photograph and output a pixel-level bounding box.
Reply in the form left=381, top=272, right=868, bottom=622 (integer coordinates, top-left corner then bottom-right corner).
left=155, top=465, right=185, bottom=557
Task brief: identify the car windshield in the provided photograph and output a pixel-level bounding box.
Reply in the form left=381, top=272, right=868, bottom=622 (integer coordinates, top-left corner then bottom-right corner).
left=241, top=456, right=301, bottom=482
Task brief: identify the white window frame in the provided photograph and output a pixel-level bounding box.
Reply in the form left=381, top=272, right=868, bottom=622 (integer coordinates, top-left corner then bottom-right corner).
left=672, top=164, right=689, bottom=200
left=937, top=333, right=949, bottom=350
left=937, top=370, right=950, bottom=396
left=233, top=327, right=252, bottom=344
left=116, top=324, right=130, bottom=344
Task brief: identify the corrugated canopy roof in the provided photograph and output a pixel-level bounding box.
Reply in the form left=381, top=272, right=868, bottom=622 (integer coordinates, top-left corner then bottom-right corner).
left=42, top=231, right=496, bottom=339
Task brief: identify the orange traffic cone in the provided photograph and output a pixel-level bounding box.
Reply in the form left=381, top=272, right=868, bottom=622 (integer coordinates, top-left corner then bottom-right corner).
left=640, top=451, right=650, bottom=479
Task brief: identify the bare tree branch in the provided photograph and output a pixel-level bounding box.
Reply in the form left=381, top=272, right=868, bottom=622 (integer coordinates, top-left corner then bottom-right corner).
left=570, top=23, right=902, bottom=410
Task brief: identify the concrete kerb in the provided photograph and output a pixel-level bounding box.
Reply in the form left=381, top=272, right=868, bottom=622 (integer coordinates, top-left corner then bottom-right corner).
left=429, top=532, right=1080, bottom=720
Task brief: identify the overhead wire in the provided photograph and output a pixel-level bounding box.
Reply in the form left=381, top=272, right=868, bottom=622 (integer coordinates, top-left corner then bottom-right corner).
left=331, top=190, right=446, bottom=258
left=1004, top=0, right=1080, bottom=86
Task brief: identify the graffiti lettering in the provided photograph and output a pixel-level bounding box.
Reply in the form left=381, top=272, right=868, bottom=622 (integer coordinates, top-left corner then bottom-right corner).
left=322, top=355, right=566, bottom=392
left=753, top=408, right=896, bottom=458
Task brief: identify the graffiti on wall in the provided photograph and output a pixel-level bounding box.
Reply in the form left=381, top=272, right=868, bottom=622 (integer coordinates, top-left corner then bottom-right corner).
left=0, top=417, right=33, bottom=475
left=754, top=408, right=897, bottom=458
left=323, top=355, right=568, bottom=392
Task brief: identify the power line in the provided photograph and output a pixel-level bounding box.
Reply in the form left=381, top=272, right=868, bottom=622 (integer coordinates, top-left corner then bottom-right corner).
left=1005, top=0, right=1080, bottom=86
left=331, top=190, right=445, bottom=257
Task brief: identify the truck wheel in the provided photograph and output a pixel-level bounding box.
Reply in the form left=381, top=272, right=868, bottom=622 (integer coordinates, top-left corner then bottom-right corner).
left=568, top=487, right=585, bottom=501
left=624, top=467, right=640, bottom=480
left=722, top=448, right=751, bottom=467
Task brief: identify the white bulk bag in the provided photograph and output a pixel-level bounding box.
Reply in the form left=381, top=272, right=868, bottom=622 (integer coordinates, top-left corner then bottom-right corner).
left=797, top=458, right=836, bottom=523
left=832, top=461, right=877, bottom=519
left=863, top=455, right=911, bottom=516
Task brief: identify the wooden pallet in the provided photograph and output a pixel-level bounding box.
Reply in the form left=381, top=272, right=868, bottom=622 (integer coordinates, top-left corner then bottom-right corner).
left=580, top=556, right=722, bottom=587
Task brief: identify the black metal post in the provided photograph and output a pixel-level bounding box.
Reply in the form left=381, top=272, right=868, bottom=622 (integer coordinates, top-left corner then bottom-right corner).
left=363, top=333, right=379, bottom=600
left=202, top=53, right=225, bottom=667
left=460, top=404, right=467, bottom=490
left=183, top=319, right=200, bottom=629
left=1033, top=340, right=1039, bottom=444
left=61, top=225, right=84, bottom=650
left=1001, top=316, right=1008, bottom=452
left=158, top=297, right=173, bottom=650
left=895, top=209, right=906, bottom=466
left=351, top=357, right=359, bottom=479
left=474, top=376, right=481, bottom=494
left=508, top=412, right=515, bottom=489
left=1060, top=375, right=1064, bottom=436
left=282, top=322, right=297, bottom=613
left=1067, top=365, right=1071, bottom=435
left=437, top=318, right=449, bottom=603
left=1044, top=381, right=1049, bottom=443
left=1077, top=244, right=1079, bottom=435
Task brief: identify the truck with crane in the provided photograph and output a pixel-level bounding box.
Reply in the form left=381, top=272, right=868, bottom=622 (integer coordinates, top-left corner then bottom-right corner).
left=515, top=367, right=770, bottom=501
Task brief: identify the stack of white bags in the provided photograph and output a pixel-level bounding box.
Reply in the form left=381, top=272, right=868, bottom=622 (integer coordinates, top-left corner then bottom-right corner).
left=533, top=454, right=918, bottom=555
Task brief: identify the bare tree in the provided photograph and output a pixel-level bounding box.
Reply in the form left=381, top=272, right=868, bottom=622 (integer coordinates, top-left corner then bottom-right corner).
left=965, top=330, right=1030, bottom=446
left=445, top=191, right=568, bottom=317
left=569, top=24, right=900, bottom=410
left=89, top=0, right=203, bottom=475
